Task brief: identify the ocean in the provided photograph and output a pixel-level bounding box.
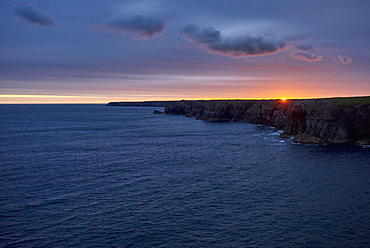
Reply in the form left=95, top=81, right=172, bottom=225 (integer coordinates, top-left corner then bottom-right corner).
left=1, top=104, right=369, bottom=247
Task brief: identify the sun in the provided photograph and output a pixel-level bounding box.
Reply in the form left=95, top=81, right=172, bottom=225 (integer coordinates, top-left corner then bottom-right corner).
left=281, top=98, right=287, bottom=101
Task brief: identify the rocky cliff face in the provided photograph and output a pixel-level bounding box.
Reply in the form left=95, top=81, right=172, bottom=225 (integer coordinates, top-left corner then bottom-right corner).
left=164, top=99, right=370, bottom=145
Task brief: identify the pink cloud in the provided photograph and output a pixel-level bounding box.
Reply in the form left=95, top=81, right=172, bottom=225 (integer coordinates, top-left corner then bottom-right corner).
left=291, top=51, right=323, bottom=62
left=334, top=55, right=352, bottom=65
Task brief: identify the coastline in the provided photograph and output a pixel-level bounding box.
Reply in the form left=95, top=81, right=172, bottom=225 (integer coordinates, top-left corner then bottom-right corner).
left=106, top=97, right=370, bottom=145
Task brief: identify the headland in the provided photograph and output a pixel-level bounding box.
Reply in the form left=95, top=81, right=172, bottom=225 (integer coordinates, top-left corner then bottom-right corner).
left=107, top=96, right=370, bottom=145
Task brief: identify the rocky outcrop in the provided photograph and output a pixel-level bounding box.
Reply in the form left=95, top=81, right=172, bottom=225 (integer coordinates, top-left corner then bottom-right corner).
left=106, top=101, right=168, bottom=107
left=153, top=110, right=164, bottom=114
left=164, top=98, right=370, bottom=145
left=106, top=97, right=370, bottom=145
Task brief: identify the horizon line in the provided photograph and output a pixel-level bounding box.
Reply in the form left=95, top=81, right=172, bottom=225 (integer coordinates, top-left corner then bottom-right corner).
left=1, top=95, right=369, bottom=104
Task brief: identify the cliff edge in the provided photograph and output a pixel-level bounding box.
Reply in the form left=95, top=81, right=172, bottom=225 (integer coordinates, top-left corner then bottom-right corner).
left=164, top=97, right=370, bottom=145
left=106, top=97, right=370, bottom=145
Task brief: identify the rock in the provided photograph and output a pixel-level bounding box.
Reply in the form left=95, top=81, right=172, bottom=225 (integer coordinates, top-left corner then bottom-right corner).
left=356, top=139, right=370, bottom=146
left=153, top=110, right=164, bottom=114
left=293, top=134, right=325, bottom=144
left=279, top=133, right=292, bottom=139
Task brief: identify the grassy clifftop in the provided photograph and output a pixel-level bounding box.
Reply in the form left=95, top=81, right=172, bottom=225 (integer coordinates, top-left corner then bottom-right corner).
left=322, top=96, right=370, bottom=106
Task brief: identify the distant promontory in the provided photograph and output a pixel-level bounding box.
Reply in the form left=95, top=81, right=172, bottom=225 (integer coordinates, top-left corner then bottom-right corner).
left=106, top=97, right=370, bottom=145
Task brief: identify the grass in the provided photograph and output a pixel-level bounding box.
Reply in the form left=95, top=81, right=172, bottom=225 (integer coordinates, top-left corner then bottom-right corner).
left=324, top=96, right=370, bottom=106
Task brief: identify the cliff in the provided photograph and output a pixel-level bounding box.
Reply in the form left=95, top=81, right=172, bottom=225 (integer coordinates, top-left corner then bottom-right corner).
left=164, top=97, right=370, bottom=145
left=106, top=97, right=370, bottom=145
left=106, top=101, right=168, bottom=107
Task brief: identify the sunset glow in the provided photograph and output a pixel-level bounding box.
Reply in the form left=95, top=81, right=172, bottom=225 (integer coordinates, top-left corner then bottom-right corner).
left=1, top=1, right=369, bottom=104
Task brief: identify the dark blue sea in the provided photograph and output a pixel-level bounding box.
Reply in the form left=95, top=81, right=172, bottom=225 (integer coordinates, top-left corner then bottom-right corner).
left=1, top=104, right=369, bottom=247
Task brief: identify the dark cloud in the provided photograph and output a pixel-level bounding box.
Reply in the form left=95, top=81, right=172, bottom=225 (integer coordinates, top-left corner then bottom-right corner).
left=182, top=24, right=286, bottom=57
left=14, top=4, right=56, bottom=27
left=291, top=51, right=323, bottom=62
left=209, top=36, right=287, bottom=57
left=107, top=14, right=167, bottom=39
left=181, top=24, right=221, bottom=43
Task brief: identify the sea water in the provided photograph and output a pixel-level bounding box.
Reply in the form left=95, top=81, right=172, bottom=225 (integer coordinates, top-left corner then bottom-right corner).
left=0, top=104, right=369, bottom=247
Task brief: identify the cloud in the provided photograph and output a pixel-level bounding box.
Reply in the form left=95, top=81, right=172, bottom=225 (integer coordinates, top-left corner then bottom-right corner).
left=294, top=44, right=313, bottom=51
left=334, top=55, right=352, bottom=65
left=14, top=4, right=56, bottom=27
left=106, top=13, right=167, bottom=39
left=291, top=51, right=323, bottom=62
left=181, top=24, right=221, bottom=43
left=182, top=24, right=286, bottom=57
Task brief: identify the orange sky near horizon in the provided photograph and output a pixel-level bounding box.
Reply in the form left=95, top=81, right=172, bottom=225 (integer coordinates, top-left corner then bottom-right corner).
left=1, top=90, right=368, bottom=104
left=2, top=69, right=368, bottom=104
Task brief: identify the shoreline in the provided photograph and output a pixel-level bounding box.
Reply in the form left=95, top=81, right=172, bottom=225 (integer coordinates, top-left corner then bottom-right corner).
left=106, top=96, right=370, bottom=145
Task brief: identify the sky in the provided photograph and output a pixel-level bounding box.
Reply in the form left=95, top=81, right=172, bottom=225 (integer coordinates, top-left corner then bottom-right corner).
left=1, top=0, right=370, bottom=103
